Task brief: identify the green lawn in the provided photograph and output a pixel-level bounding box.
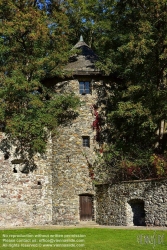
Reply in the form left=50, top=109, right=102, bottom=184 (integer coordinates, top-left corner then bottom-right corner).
left=0, top=228, right=166, bottom=250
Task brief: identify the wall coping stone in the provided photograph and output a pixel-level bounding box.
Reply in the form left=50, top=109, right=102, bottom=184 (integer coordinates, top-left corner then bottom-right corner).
left=95, top=177, right=167, bottom=186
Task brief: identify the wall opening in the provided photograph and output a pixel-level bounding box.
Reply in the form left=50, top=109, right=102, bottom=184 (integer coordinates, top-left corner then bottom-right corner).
left=79, top=81, right=90, bottom=95
left=82, top=136, right=90, bottom=147
left=13, top=167, right=17, bottom=173
left=79, top=194, right=94, bottom=221
left=127, top=199, right=146, bottom=226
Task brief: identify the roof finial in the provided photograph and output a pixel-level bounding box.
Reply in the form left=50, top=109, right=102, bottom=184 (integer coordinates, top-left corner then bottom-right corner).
left=80, top=35, right=84, bottom=42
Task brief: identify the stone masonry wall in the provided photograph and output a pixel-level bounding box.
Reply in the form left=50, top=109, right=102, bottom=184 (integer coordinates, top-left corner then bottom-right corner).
left=0, top=77, right=103, bottom=226
left=52, top=79, right=100, bottom=225
left=96, top=179, right=167, bottom=227
left=0, top=133, right=53, bottom=227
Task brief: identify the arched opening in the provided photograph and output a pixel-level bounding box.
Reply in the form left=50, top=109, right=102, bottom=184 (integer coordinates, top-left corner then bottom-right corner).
left=127, top=199, right=146, bottom=226
left=79, top=194, right=94, bottom=221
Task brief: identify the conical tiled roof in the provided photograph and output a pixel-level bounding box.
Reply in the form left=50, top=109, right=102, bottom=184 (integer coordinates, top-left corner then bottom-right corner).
left=64, top=36, right=100, bottom=75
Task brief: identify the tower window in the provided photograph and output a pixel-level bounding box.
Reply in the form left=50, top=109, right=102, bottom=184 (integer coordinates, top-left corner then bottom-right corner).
left=79, top=82, right=90, bottom=94
left=82, top=136, right=90, bottom=147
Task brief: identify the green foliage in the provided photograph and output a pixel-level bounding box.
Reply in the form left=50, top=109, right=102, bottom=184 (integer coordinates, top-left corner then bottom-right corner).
left=61, top=0, right=167, bottom=181
left=0, top=0, right=79, bottom=170
left=62, top=0, right=113, bottom=49
left=1, top=0, right=167, bottom=177
left=93, top=0, right=167, bottom=180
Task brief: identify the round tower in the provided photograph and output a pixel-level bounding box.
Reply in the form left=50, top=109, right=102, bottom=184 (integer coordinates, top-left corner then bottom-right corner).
left=52, top=37, right=103, bottom=224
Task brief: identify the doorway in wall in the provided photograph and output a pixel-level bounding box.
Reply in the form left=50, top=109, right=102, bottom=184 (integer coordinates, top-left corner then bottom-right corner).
left=127, top=199, right=146, bottom=226
left=79, top=194, right=93, bottom=221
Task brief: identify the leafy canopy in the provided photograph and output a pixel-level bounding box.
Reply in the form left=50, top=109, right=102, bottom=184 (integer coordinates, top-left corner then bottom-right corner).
left=0, top=0, right=79, bottom=169
left=92, top=0, right=167, bottom=180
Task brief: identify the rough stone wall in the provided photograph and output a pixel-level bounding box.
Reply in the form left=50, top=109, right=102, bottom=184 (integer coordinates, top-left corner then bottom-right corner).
left=0, top=77, right=103, bottom=226
left=0, top=133, right=53, bottom=227
left=52, top=79, right=100, bottom=225
left=96, top=179, right=167, bottom=227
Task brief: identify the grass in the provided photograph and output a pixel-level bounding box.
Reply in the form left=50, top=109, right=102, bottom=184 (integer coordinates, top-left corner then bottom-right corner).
left=0, top=228, right=166, bottom=250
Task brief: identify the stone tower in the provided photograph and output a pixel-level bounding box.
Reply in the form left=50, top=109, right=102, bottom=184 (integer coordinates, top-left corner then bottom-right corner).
left=51, top=36, right=104, bottom=225
left=0, top=36, right=105, bottom=227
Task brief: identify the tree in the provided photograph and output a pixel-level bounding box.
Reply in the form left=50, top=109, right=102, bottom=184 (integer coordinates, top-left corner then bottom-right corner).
left=95, top=0, right=167, bottom=180
left=0, top=0, right=79, bottom=170
left=61, top=0, right=112, bottom=49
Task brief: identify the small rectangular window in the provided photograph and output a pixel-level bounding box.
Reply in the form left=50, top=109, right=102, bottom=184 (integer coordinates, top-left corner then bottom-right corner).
left=82, top=136, right=90, bottom=147
left=79, top=81, right=90, bottom=94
